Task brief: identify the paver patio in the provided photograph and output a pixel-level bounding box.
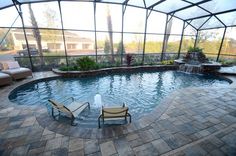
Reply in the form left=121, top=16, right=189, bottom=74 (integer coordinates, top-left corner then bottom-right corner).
left=0, top=71, right=236, bottom=156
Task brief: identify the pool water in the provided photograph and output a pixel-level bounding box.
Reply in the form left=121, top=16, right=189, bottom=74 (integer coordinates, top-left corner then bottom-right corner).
left=9, top=71, right=229, bottom=127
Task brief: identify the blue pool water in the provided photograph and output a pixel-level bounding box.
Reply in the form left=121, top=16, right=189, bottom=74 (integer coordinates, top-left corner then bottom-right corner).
left=9, top=71, right=229, bottom=127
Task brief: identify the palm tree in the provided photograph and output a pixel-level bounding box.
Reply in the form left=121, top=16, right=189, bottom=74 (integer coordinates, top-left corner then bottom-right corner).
left=106, top=5, right=114, bottom=63
left=28, top=3, right=44, bottom=65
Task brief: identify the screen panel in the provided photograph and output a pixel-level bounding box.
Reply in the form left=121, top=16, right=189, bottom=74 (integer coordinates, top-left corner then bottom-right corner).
left=96, top=3, right=122, bottom=32
left=61, top=2, right=94, bottom=30
left=200, top=16, right=224, bottom=30
left=0, top=6, right=22, bottom=27
left=200, top=0, right=236, bottom=14
left=154, top=0, right=190, bottom=13
left=175, top=6, right=209, bottom=20
left=21, top=2, right=61, bottom=29
left=217, top=11, right=236, bottom=27
left=124, top=6, right=146, bottom=33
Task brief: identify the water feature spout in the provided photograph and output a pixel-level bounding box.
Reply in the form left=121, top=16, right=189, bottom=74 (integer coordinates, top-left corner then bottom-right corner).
left=94, top=93, right=102, bottom=107
left=179, top=64, right=202, bottom=74
left=175, top=51, right=221, bottom=73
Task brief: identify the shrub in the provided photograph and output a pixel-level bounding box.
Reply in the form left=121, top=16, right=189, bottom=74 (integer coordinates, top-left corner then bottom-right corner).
left=219, top=59, right=236, bottom=66
left=161, top=60, right=174, bottom=65
left=187, top=46, right=203, bottom=53
left=185, top=46, right=207, bottom=63
left=76, top=56, right=98, bottom=71
left=59, top=65, right=78, bottom=71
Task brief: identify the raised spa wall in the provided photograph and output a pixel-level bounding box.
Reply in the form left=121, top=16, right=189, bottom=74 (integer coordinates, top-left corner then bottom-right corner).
left=52, top=65, right=179, bottom=77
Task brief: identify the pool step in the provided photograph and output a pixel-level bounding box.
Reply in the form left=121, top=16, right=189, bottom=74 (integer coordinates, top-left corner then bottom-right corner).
left=75, top=109, right=101, bottom=128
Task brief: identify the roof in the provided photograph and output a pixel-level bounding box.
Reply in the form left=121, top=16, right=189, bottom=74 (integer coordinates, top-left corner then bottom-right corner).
left=12, top=29, right=93, bottom=42
left=11, top=29, right=79, bottom=37
left=1, top=0, right=236, bottom=30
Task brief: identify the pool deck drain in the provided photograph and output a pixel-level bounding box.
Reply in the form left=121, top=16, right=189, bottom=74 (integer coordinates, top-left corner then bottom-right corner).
left=0, top=71, right=236, bottom=155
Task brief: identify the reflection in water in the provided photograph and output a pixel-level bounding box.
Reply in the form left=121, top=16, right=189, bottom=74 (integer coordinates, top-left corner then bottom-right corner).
left=9, top=71, right=229, bottom=119
left=109, top=75, right=114, bottom=95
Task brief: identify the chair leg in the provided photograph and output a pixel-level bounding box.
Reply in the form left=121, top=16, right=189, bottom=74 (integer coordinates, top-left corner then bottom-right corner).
left=51, top=108, right=55, bottom=118
left=98, top=118, right=101, bottom=128
left=71, top=116, right=77, bottom=126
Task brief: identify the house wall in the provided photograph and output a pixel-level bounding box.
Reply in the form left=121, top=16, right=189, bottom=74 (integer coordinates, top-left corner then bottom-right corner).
left=11, top=31, right=94, bottom=52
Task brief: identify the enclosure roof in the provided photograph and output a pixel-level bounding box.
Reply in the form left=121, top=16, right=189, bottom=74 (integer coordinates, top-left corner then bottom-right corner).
left=1, top=0, right=236, bottom=30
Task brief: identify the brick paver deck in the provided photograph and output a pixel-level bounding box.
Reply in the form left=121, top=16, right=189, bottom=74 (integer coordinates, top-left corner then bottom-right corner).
left=0, top=71, right=235, bottom=156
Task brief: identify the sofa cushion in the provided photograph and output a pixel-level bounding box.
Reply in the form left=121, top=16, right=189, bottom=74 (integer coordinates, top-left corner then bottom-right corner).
left=0, top=61, right=9, bottom=70
left=0, top=72, right=11, bottom=78
left=0, top=62, right=2, bottom=71
left=0, top=61, right=20, bottom=70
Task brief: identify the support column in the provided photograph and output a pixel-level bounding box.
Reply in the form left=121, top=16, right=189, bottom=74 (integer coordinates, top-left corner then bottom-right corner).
left=94, top=2, right=98, bottom=62
left=58, top=1, right=69, bottom=67
left=18, top=4, right=34, bottom=71
left=121, top=4, right=127, bottom=65
left=142, top=9, right=149, bottom=65
left=178, top=22, right=186, bottom=59
left=216, top=27, right=227, bottom=61
left=194, top=30, right=199, bottom=48
left=161, top=15, right=169, bottom=61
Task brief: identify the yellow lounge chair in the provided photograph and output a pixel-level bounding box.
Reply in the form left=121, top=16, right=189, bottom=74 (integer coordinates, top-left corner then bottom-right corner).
left=48, top=97, right=90, bottom=125
left=98, top=104, right=131, bottom=128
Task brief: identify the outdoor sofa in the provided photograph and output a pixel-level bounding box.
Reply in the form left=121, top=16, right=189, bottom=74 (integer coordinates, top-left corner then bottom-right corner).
left=0, top=72, right=12, bottom=86
left=0, top=55, right=32, bottom=80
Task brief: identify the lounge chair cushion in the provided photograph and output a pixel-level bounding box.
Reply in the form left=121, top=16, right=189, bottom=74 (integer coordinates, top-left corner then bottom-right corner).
left=98, top=105, right=131, bottom=128
left=102, top=107, right=128, bottom=118
left=48, top=99, right=89, bottom=118
left=67, top=101, right=90, bottom=117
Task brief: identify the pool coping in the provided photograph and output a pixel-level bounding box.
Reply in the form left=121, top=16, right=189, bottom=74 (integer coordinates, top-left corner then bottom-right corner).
left=52, top=65, right=178, bottom=77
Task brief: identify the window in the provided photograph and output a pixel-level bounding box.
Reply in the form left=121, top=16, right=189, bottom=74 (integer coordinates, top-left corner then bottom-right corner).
left=48, top=43, right=61, bottom=49
left=82, top=44, right=90, bottom=50
left=64, top=31, right=95, bottom=55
